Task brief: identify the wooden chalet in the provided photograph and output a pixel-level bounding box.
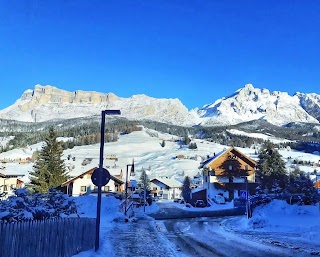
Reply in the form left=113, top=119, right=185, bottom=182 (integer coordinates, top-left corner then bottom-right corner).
left=61, top=167, right=124, bottom=196
left=198, top=147, right=258, bottom=201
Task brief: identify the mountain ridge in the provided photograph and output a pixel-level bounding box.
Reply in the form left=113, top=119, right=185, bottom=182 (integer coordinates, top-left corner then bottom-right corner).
left=0, top=84, right=319, bottom=126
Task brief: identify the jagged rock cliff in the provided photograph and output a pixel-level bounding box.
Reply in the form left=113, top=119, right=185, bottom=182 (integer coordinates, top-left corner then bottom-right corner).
left=0, top=84, right=319, bottom=127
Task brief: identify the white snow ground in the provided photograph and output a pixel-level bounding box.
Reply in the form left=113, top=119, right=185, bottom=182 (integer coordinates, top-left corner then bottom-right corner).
left=1, top=127, right=319, bottom=184
left=0, top=128, right=319, bottom=256
left=222, top=200, right=320, bottom=255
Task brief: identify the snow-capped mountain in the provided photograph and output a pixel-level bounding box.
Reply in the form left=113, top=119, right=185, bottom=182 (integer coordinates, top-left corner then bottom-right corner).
left=194, top=84, right=319, bottom=126
left=0, top=84, right=319, bottom=127
left=0, top=84, right=194, bottom=126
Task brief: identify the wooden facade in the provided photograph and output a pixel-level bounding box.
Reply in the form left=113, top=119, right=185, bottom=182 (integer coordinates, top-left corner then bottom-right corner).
left=200, top=147, right=258, bottom=201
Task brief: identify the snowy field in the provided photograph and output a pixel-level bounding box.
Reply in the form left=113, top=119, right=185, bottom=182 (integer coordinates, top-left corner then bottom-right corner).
left=227, top=129, right=292, bottom=144
left=0, top=127, right=319, bottom=184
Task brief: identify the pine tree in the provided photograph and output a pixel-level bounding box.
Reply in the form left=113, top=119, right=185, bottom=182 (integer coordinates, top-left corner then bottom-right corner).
left=182, top=176, right=191, bottom=203
left=138, top=169, right=150, bottom=191
left=28, top=127, right=67, bottom=193
left=287, top=167, right=318, bottom=205
left=256, top=141, right=287, bottom=194
left=160, top=140, right=166, bottom=147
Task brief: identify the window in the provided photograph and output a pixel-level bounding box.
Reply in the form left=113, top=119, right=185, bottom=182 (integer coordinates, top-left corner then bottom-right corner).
left=245, top=165, right=248, bottom=171
left=229, top=165, right=233, bottom=171
left=80, top=186, right=87, bottom=192
left=153, top=187, right=157, bottom=191
left=3, top=185, right=8, bottom=192
left=103, top=186, right=110, bottom=192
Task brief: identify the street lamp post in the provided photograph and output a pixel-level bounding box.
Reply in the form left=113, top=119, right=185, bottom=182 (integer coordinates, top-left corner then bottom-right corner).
left=125, top=160, right=134, bottom=216
left=95, top=110, right=121, bottom=252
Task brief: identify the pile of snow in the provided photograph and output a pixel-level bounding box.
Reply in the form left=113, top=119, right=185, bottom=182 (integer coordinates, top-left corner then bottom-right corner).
left=75, top=195, right=123, bottom=222
left=232, top=200, right=320, bottom=245
left=73, top=195, right=124, bottom=257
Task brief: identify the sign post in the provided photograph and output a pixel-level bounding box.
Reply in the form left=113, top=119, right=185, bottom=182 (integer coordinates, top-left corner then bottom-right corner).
left=95, top=110, right=120, bottom=252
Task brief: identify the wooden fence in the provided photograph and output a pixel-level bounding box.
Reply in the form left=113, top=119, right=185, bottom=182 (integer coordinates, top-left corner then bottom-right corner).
left=0, top=218, right=96, bottom=257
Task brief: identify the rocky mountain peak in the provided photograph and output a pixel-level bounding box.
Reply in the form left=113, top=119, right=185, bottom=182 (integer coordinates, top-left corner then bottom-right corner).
left=0, top=83, right=319, bottom=127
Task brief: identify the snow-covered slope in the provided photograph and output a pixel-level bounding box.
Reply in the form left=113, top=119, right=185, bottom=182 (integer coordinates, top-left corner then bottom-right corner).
left=194, top=84, right=319, bottom=126
left=0, top=84, right=319, bottom=126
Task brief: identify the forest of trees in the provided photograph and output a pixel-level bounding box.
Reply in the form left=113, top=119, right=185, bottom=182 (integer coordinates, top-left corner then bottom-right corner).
left=0, top=116, right=319, bottom=154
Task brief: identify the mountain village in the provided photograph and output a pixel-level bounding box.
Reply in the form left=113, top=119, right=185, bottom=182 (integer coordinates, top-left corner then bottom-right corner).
left=0, top=85, right=319, bottom=257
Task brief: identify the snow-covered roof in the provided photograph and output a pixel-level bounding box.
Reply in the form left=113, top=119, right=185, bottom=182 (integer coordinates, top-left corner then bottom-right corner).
left=198, top=149, right=226, bottom=169
left=151, top=177, right=183, bottom=188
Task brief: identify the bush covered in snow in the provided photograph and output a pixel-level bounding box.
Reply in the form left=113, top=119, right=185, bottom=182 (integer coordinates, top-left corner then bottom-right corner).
left=0, top=188, right=79, bottom=222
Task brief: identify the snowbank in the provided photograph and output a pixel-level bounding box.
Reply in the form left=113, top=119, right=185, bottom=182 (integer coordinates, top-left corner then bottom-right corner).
left=73, top=195, right=123, bottom=257
left=226, top=200, right=320, bottom=245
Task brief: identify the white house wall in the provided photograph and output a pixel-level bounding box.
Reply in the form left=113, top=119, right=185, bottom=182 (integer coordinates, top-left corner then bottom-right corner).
left=151, top=181, right=182, bottom=200
left=70, top=174, right=120, bottom=196
left=0, top=177, right=21, bottom=199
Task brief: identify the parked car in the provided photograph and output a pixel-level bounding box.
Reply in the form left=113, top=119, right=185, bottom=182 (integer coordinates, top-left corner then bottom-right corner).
left=195, top=200, right=206, bottom=208
left=213, top=195, right=226, bottom=204
left=174, top=198, right=181, bottom=203
left=185, top=203, right=193, bottom=208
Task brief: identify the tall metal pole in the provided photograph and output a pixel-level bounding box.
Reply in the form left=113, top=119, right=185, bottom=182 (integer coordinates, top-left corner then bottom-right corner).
left=95, top=111, right=106, bottom=251
left=144, top=171, right=146, bottom=213
left=125, top=165, right=129, bottom=216
left=245, top=177, right=250, bottom=219
left=94, top=110, right=120, bottom=252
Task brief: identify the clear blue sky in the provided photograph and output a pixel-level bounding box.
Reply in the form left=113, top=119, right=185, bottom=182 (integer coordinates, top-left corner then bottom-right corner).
left=1, top=0, right=319, bottom=110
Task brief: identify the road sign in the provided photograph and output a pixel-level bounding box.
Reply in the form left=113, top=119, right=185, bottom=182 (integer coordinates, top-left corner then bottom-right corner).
left=240, top=190, right=247, bottom=199
left=91, top=168, right=111, bottom=186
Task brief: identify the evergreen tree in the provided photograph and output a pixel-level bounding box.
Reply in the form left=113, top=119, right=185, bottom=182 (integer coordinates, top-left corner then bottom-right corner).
left=28, top=127, right=67, bottom=193
left=287, top=167, right=318, bottom=205
left=182, top=176, right=191, bottom=203
left=256, top=141, right=287, bottom=194
left=160, top=140, right=166, bottom=147
left=138, top=169, right=150, bottom=191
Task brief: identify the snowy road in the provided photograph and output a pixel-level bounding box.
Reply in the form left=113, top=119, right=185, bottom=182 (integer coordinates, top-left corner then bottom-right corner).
left=104, top=202, right=317, bottom=257
left=160, top=218, right=314, bottom=257
left=108, top=219, right=178, bottom=257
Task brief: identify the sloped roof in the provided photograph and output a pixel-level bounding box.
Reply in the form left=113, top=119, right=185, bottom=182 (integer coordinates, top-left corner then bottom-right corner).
left=198, top=147, right=257, bottom=169
left=151, top=177, right=183, bottom=188
left=62, top=167, right=124, bottom=186
left=198, top=149, right=226, bottom=169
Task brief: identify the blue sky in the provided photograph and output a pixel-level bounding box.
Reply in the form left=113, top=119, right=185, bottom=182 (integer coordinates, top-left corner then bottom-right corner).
left=0, top=0, right=319, bottom=110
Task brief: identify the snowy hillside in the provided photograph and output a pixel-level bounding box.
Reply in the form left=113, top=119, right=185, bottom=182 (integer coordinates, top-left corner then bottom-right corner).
left=0, top=84, right=319, bottom=127
left=0, top=128, right=319, bottom=185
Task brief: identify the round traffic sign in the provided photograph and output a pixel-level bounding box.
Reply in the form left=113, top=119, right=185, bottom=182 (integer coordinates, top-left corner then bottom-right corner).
left=91, top=168, right=111, bottom=186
